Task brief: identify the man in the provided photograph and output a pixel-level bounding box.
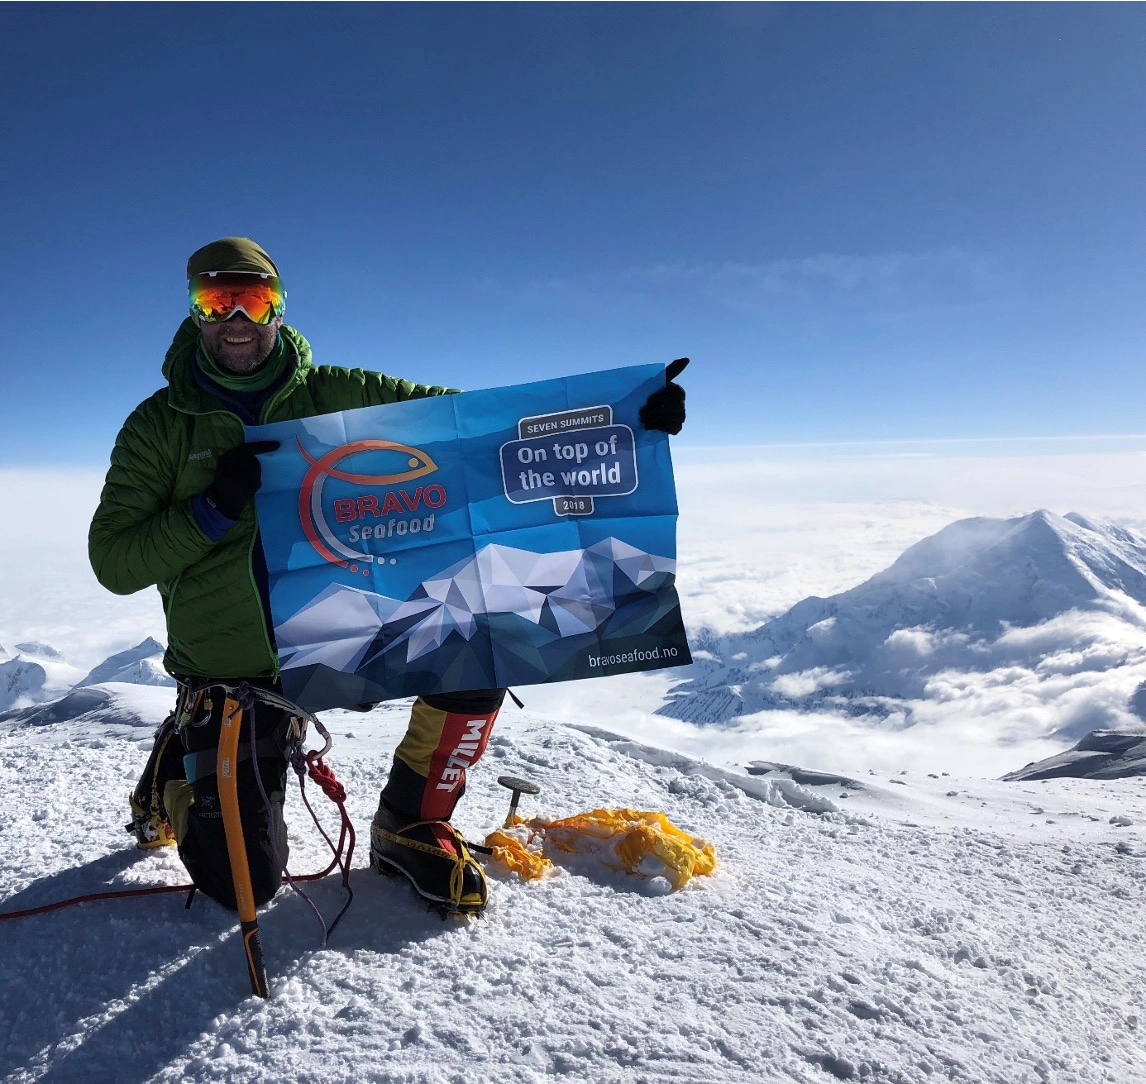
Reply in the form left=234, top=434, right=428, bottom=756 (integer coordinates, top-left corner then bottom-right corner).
left=90, top=237, right=686, bottom=917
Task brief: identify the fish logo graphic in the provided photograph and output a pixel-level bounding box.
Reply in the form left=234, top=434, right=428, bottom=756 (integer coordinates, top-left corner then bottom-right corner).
left=298, top=438, right=439, bottom=571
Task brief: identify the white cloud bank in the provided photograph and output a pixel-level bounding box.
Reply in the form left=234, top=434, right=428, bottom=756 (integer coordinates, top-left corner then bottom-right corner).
left=0, top=468, right=166, bottom=670
left=4, top=447, right=1146, bottom=778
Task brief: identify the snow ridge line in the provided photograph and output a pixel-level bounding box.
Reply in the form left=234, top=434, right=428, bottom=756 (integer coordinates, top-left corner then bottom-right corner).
left=567, top=723, right=841, bottom=815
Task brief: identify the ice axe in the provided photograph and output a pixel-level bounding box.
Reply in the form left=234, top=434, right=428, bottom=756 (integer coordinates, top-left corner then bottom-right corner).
left=219, top=693, right=270, bottom=998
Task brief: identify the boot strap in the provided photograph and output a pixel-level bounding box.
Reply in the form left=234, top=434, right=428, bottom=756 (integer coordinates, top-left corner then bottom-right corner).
left=377, top=820, right=485, bottom=907
left=378, top=820, right=471, bottom=862
left=385, top=821, right=492, bottom=855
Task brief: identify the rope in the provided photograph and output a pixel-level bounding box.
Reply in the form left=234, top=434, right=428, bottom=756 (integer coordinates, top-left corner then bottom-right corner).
left=0, top=884, right=194, bottom=921
left=240, top=682, right=355, bottom=947
left=294, top=749, right=356, bottom=937
left=0, top=845, right=355, bottom=922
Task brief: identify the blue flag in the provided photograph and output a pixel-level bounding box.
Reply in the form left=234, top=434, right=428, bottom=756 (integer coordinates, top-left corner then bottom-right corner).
left=249, top=364, right=692, bottom=711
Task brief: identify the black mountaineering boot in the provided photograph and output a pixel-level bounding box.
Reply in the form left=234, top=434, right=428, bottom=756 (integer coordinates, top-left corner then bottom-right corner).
left=370, top=802, right=488, bottom=915
left=369, top=690, right=505, bottom=915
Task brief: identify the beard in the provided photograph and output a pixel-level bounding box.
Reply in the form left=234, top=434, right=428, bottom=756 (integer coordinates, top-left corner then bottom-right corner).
left=201, top=318, right=281, bottom=374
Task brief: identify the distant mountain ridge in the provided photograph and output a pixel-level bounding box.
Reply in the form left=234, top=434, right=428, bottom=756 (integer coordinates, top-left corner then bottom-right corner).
left=0, top=637, right=169, bottom=715
left=659, top=510, right=1146, bottom=726
left=0, top=651, right=85, bottom=713
left=5, top=513, right=1146, bottom=781
left=1004, top=726, right=1146, bottom=782
left=15, top=642, right=65, bottom=660
left=76, top=637, right=172, bottom=689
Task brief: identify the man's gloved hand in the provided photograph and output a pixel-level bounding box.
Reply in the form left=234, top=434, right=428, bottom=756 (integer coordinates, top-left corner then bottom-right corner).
left=639, top=357, right=689, bottom=435
left=203, top=441, right=280, bottom=519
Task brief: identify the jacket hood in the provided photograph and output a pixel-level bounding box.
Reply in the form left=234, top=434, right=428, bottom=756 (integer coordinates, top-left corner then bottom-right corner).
left=161, top=317, right=314, bottom=413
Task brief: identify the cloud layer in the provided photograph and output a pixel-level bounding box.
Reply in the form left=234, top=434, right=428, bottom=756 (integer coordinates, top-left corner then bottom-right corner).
left=6, top=449, right=1146, bottom=777
left=486, top=247, right=1009, bottom=317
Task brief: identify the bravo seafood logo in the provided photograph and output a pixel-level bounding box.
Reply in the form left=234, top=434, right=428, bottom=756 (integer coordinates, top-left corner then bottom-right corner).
left=297, top=438, right=446, bottom=576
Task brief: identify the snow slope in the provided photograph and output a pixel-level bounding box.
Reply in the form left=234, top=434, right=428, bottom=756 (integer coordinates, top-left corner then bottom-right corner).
left=1005, top=726, right=1146, bottom=782
left=1, top=692, right=1144, bottom=1083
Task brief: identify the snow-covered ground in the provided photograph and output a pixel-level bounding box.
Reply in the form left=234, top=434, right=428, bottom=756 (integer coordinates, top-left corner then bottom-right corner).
left=2, top=691, right=1144, bottom=1083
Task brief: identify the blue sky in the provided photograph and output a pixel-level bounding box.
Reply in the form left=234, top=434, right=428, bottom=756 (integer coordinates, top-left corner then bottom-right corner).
left=1, top=3, right=1143, bottom=465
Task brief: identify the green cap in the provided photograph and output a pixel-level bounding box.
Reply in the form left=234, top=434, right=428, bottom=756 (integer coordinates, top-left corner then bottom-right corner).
left=186, top=237, right=280, bottom=280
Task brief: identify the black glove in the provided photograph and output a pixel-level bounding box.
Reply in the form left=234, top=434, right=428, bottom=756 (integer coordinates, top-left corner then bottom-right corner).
left=639, top=357, right=689, bottom=435
left=203, top=440, right=280, bottom=519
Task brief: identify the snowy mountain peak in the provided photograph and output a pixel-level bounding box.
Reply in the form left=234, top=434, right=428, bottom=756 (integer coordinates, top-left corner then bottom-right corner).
left=814, top=509, right=1146, bottom=638
left=869, top=509, right=1146, bottom=606
left=807, top=509, right=1146, bottom=652
left=660, top=511, right=1146, bottom=728
left=1004, top=725, right=1146, bottom=781
left=0, top=652, right=85, bottom=713
left=76, top=637, right=173, bottom=689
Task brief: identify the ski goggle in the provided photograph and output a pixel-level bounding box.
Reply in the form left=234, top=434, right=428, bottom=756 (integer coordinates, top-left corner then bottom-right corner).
left=188, top=271, right=286, bottom=325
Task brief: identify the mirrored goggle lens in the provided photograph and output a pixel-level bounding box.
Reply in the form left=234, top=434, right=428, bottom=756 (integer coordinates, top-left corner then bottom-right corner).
left=188, top=272, right=286, bottom=324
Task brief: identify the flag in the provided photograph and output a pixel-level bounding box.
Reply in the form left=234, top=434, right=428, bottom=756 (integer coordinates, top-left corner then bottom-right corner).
left=249, top=364, right=692, bottom=711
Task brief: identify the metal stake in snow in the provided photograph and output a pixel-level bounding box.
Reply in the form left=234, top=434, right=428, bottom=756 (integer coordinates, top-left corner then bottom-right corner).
left=498, top=775, right=541, bottom=828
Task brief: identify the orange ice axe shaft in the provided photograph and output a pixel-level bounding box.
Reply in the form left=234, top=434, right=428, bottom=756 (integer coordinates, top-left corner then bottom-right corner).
left=219, top=695, right=270, bottom=998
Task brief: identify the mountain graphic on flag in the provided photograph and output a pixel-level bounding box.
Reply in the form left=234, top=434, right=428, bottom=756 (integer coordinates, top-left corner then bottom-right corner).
left=277, top=538, right=676, bottom=673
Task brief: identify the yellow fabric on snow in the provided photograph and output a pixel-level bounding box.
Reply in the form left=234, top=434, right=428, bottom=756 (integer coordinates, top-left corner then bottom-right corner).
left=485, top=808, right=716, bottom=891
left=486, top=828, right=554, bottom=880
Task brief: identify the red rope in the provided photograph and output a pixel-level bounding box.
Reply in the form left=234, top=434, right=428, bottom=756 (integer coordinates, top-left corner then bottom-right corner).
left=300, top=751, right=356, bottom=935
left=0, top=883, right=193, bottom=920
left=0, top=847, right=361, bottom=921
left=306, top=751, right=348, bottom=803
left=0, top=756, right=356, bottom=923
left=304, top=752, right=357, bottom=879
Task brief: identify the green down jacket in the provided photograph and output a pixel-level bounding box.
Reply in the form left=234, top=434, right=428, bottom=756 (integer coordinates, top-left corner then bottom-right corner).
left=89, top=318, right=454, bottom=680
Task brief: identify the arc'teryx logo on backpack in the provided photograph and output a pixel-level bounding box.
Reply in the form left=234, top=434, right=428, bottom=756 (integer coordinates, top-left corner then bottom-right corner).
left=435, top=718, right=490, bottom=791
